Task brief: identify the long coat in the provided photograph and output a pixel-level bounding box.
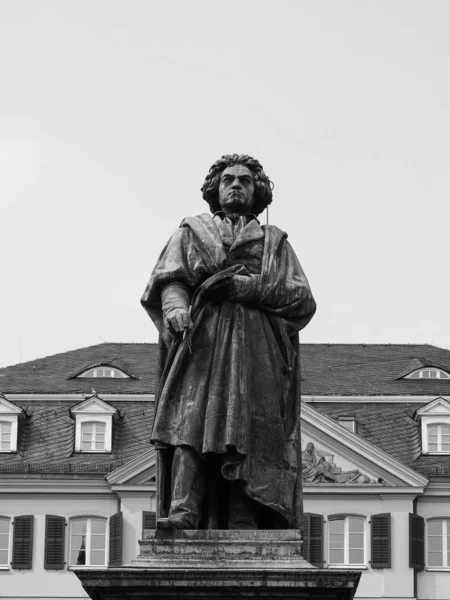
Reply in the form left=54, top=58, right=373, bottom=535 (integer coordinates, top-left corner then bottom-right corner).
left=141, top=213, right=316, bottom=526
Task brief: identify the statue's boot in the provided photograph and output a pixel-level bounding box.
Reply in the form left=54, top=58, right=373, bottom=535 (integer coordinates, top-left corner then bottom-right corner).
left=168, top=446, right=206, bottom=529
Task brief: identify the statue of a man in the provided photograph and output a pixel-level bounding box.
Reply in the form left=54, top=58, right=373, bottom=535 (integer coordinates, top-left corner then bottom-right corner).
left=141, top=154, right=316, bottom=530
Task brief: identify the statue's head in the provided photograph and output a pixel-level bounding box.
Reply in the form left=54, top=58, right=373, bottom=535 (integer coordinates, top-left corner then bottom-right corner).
left=306, top=442, right=314, bottom=452
left=201, top=154, right=273, bottom=217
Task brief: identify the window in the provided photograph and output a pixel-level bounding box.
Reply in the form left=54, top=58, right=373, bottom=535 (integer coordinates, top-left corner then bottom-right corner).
left=77, top=367, right=129, bottom=378
left=406, top=368, right=450, bottom=379
left=70, top=396, right=116, bottom=453
left=0, top=518, right=11, bottom=567
left=427, top=519, right=450, bottom=568
left=328, top=516, right=365, bottom=566
left=427, top=424, right=450, bottom=453
left=0, top=396, right=22, bottom=453
left=338, top=417, right=356, bottom=433
left=70, top=518, right=107, bottom=567
left=0, top=422, right=12, bottom=451
left=81, top=422, right=106, bottom=451
left=45, top=512, right=122, bottom=570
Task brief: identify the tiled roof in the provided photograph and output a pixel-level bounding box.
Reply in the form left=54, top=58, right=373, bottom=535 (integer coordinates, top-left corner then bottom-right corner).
left=300, top=344, right=450, bottom=396
left=0, top=343, right=158, bottom=394
left=1, top=342, right=450, bottom=396
left=0, top=400, right=154, bottom=474
left=1, top=342, right=450, bottom=479
left=67, top=356, right=140, bottom=380
left=312, top=403, right=423, bottom=468
left=393, top=357, right=450, bottom=380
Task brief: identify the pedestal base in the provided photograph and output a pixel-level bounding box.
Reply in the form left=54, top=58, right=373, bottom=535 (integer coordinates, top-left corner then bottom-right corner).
left=75, top=530, right=360, bottom=600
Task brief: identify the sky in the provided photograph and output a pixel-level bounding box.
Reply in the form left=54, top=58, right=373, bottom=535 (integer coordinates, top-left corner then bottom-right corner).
left=0, top=0, right=449, bottom=368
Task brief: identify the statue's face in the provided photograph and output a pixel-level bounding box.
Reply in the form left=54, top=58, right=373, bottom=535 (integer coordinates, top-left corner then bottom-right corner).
left=306, top=442, right=314, bottom=452
left=218, top=164, right=255, bottom=214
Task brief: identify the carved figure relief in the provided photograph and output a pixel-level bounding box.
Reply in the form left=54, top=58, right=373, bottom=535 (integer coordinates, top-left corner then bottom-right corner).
left=302, top=442, right=382, bottom=484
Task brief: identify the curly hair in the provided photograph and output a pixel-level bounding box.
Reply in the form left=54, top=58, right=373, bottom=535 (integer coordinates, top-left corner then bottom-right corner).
left=201, top=154, right=274, bottom=216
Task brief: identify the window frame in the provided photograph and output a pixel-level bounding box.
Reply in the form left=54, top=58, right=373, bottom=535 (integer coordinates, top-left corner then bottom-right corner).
left=0, top=517, right=11, bottom=569
left=71, top=397, right=116, bottom=454
left=0, top=415, right=20, bottom=453
left=405, top=368, right=450, bottom=379
left=426, top=518, right=450, bottom=571
left=421, top=417, right=450, bottom=455
left=80, top=421, right=107, bottom=452
left=77, top=367, right=129, bottom=379
left=68, top=517, right=108, bottom=568
left=427, top=423, right=450, bottom=453
left=0, top=420, right=13, bottom=452
left=338, top=417, right=357, bottom=433
left=327, top=514, right=368, bottom=569
left=75, top=415, right=112, bottom=453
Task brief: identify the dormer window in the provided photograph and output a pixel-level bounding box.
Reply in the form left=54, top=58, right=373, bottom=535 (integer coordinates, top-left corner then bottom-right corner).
left=0, top=422, right=12, bottom=450
left=338, top=417, right=357, bottom=433
left=0, top=396, right=23, bottom=453
left=70, top=395, right=117, bottom=453
left=81, top=422, right=106, bottom=451
left=77, top=367, right=129, bottom=378
left=405, top=368, right=450, bottom=380
left=416, top=398, right=450, bottom=455
left=427, top=424, right=450, bottom=453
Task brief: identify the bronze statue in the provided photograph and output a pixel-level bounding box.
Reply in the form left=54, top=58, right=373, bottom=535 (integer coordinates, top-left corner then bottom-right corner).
left=141, top=154, right=316, bottom=530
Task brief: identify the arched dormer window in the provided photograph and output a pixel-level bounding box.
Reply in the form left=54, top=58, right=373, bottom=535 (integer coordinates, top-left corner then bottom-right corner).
left=77, top=366, right=129, bottom=378
left=405, top=368, right=450, bottom=380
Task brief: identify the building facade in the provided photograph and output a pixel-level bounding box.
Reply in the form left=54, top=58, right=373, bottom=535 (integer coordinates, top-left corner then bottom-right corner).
left=0, top=342, right=449, bottom=600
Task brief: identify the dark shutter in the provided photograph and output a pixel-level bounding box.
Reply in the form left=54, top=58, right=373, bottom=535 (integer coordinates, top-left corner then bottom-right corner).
left=302, top=513, right=323, bottom=567
left=371, top=513, right=391, bottom=568
left=108, top=512, right=122, bottom=567
left=143, top=511, right=156, bottom=530
left=44, top=515, right=66, bottom=569
left=409, top=513, right=425, bottom=570
left=12, top=515, right=34, bottom=569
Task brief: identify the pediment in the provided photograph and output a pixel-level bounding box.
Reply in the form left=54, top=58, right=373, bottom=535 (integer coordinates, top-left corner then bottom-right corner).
left=302, top=403, right=427, bottom=488
left=70, top=395, right=117, bottom=416
left=416, top=397, right=450, bottom=417
left=0, top=395, right=23, bottom=415
left=107, top=449, right=156, bottom=485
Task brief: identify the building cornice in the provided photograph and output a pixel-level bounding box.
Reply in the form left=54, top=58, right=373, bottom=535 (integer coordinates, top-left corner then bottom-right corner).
left=303, top=395, right=450, bottom=403
left=0, top=478, right=112, bottom=495
left=1, top=394, right=155, bottom=402
left=110, top=485, right=156, bottom=496
left=304, top=486, right=424, bottom=497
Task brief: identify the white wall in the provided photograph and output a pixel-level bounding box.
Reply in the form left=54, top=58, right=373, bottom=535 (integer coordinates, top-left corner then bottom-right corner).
left=304, top=492, right=416, bottom=600
left=0, top=493, right=117, bottom=600
left=117, top=491, right=156, bottom=564
left=417, top=496, right=450, bottom=600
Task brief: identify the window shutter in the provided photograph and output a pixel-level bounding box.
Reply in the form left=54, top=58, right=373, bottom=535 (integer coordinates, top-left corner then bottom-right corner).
left=371, top=513, right=391, bottom=568
left=12, top=515, right=34, bottom=569
left=143, top=511, right=156, bottom=530
left=44, top=516, right=66, bottom=569
left=302, top=513, right=323, bottom=567
left=409, top=513, right=425, bottom=570
left=108, top=512, right=122, bottom=567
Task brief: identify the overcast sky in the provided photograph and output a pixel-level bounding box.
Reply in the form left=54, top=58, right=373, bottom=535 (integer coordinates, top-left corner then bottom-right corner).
left=1, top=0, right=449, bottom=368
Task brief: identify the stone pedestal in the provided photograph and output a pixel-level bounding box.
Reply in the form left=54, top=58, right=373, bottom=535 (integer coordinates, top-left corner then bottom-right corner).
left=75, top=530, right=360, bottom=600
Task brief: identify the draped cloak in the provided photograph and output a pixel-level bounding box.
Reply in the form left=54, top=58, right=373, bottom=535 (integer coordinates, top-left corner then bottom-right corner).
left=141, top=213, right=316, bottom=527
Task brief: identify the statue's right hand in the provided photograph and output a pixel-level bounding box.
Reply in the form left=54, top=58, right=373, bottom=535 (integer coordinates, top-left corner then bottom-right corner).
left=163, top=308, right=192, bottom=335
